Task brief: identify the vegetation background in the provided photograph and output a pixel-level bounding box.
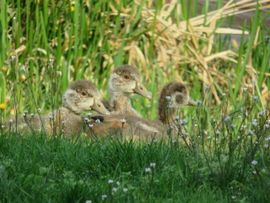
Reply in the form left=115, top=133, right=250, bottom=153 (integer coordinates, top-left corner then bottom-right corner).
left=0, top=0, right=270, bottom=202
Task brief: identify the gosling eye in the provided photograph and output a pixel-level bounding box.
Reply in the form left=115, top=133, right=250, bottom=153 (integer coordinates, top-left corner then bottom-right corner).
left=175, top=94, right=184, bottom=104
left=81, top=91, right=87, bottom=96
left=123, top=75, right=130, bottom=80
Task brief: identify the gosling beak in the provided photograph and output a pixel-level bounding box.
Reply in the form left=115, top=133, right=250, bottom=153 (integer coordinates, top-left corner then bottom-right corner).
left=134, top=82, right=152, bottom=99
left=187, top=98, right=197, bottom=106
left=92, top=100, right=110, bottom=115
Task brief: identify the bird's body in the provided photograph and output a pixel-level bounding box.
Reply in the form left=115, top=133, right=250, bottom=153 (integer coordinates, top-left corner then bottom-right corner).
left=87, top=81, right=195, bottom=141
left=5, top=80, right=109, bottom=137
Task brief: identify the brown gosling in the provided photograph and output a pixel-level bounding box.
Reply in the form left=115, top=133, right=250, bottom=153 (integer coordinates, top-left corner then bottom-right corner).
left=87, top=81, right=196, bottom=141
left=105, top=64, right=152, bottom=117
left=6, top=80, right=109, bottom=136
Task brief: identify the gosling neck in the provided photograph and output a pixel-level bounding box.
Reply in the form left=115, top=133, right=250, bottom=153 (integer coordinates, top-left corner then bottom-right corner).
left=109, top=91, right=140, bottom=117
left=158, top=104, right=177, bottom=125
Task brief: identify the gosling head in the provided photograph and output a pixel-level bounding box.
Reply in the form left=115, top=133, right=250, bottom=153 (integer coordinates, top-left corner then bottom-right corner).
left=63, top=80, right=109, bottom=115
left=108, top=65, right=152, bottom=99
left=159, top=82, right=195, bottom=123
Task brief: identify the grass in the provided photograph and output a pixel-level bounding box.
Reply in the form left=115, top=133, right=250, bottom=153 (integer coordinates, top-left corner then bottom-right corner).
left=0, top=134, right=228, bottom=202
left=0, top=0, right=270, bottom=202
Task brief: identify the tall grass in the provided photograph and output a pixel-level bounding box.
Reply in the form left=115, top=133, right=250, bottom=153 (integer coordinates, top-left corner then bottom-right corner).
left=0, top=0, right=269, bottom=119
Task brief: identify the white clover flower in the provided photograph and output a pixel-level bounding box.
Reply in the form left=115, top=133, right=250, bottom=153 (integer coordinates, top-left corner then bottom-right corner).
left=240, top=125, right=246, bottom=130
left=123, top=188, right=128, bottom=193
left=88, top=124, right=93, bottom=128
left=101, top=194, right=107, bottom=200
left=95, top=119, right=101, bottom=124
left=150, top=162, right=156, bottom=168
left=85, top=200, right=92, bottom=203
left=259, top=110, right=266, bottom=117
left=145, top=167, right=151, bottom=173
left=252, top=119, right=258, bottom=127
left=251, top=160, right=258, bottom=166
left=224, top=116, right=231, bottom=123
left=112, top=187, right=117, bottom=193
left=116, top=181, right=120, bottom=186
left=83, top=117, right=90, bottom=123
left=108, top=179, right=114, bottom=184
left=252, top=96, right=259, bottom=102
left=180, top=119, right=188, bottom=126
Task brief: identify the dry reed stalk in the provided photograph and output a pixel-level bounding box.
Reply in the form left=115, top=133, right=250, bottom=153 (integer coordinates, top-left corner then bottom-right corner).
left=107, top=0, right=269, bottom=103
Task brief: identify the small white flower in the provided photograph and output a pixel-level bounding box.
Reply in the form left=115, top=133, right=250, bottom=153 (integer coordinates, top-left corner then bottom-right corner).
left=224, top=116, right=231, bottom=123
left=116, top=181, right=120, bottom=186
left=123, top=188, right=128, bottom=193
left=30, top=113, right=34, bottom=117
left=95, top=119, right=101, bottom=124
left=252, top=96, right=259, bottom=102
left=88, top=124, right=93, bottom=128
left=85, top=200, right=92, bottom=203
left=259, top=110, right=266, bottom=117
left=180, top=119, right=188, bottom=126
left=231, top=195, right=236, bottom=200
left=150, top=162, right=156, bottom=168
left=101, top=194, right=107, bottom=200
left=240, top=125, right=246, bottom=130
left=251, top=160, right=258, bottom=166
left=108, top=179, right=114, bottom=184
left=265, top=123, right=270, bottom=129
left=145, top=167, right=151, bottom=173
left=112, top=187, right=117, bottom=193
left=9, top=119, right=13, bottom=123
left=83, top=117, right=90, bottom=123
left=264, top=144, right=269, bottom=148
left=1, top=125, right=4, bottom=129
left=252, top=119, right=258, bottom=127
left=265, top=137, right=270, bottom=142
left=37, top=108, right=41, bottom=113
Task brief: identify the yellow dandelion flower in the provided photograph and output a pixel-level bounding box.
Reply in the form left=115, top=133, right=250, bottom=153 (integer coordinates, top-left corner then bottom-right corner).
left=0, top=103, right=6, bottom=110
